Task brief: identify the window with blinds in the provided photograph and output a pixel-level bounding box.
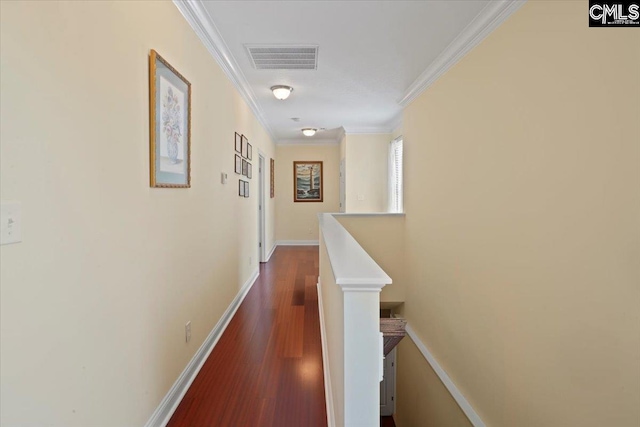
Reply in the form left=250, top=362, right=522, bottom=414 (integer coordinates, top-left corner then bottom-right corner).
left=388, top=137, right=403, bottom=213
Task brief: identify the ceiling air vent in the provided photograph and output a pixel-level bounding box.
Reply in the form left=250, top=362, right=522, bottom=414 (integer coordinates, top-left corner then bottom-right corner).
left=245, top=44, right=318, bottom=70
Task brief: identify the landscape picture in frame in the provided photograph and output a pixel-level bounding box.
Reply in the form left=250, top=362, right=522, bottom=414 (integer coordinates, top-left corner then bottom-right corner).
left=293, top=161, right=323, bottom=202
left=149, top=49, right=191, bottom=188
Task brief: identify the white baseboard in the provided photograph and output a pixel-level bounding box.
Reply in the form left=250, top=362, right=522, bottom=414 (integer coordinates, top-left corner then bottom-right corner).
left=316, top=279, right=335, bottom=427
left=276, top=240, right=319, bottom=246
left=265, top=243, right=276, bottom=262
left=144, top=268, right=260, bottom=427
left=405, top=323, right=485, bottom=427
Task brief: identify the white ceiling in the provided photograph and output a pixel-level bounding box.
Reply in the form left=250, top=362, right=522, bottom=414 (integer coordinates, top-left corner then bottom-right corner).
left=188, top=1, right=517, bottom=143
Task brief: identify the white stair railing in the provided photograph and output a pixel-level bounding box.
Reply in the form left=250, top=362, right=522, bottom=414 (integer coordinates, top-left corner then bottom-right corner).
left=318, top=213, right=392, bottom=427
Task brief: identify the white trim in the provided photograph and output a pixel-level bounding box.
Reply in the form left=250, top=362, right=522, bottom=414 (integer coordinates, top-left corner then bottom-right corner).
left=387, top=114, right=403, bottom=134
left=265, top=243, right=277, bottom=262
left=144, top=268, right=260, bottom=427
left=405, top=323, right=486, bottom=427
left=318, top=213, right=391, bottom=288
left=398, top=0, right=526, bottom=107
left=331, top=212, right=405, bottom=217
left=276, top=240, right=319, bottom=246
left=172, top=0, right=275, bottom=141
left=344, top=126, right=394, bottom=134
left=316, top=279, right=336, bottom=427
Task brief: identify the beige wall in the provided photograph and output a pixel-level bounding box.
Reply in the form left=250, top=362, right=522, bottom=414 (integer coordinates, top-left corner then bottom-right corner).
left=335, top=214, right=405, bottom=304
left=344, top=134, right=391, bottom=213
left=0, top=1, right=274, bottom=425
left=275, top=144, right=340, bottom=241
left=395, top=338, right=472, bottom=427
left=399, top=1, right=640, bottom=426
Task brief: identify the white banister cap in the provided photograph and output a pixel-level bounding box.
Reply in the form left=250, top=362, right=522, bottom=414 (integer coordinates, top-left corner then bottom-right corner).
left=318, top=213, right=392, bottom=290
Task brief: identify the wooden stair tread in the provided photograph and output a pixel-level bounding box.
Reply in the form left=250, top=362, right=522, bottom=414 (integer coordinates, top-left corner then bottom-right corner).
left=380, top=317, right=407, bottom=356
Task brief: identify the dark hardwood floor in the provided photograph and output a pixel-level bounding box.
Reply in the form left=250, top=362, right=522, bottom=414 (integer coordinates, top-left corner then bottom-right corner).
left=167, top=246, right=327, bottom=427
left=381, top=416, right=396, bottom=427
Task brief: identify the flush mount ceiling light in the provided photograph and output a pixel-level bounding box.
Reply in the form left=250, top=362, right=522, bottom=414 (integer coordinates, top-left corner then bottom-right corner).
left=271, top=85, right=293, bottom=100
left=302, top=128, right=317, bottom=137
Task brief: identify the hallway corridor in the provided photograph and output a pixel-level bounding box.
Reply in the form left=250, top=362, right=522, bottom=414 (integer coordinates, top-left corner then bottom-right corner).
left=167, top=246, right=327, bottom=426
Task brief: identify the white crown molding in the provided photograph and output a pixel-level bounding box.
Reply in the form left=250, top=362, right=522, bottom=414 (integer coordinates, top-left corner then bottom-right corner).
left=398, top=0, right=526, bottom=107
left=276, top=139, right=339, bottom=146
left=343, top=126, right=394, bottom=135
left=172, top=0, right=275, bottom=141
left=387, top=113, right=403, bottom=134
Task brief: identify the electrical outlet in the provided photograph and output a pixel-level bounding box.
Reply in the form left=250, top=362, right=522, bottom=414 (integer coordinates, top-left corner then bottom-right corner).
left=185, top=321, right=191, bottom=343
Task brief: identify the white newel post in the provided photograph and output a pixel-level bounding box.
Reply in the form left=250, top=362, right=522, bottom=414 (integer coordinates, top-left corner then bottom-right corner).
left=318, top=213, right=391, bottom=427
left=342, top=286, right=384, bottom=427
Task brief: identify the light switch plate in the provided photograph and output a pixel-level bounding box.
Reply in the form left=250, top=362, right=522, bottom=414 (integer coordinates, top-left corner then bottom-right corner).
left=1, top=202, right=22, bottom=245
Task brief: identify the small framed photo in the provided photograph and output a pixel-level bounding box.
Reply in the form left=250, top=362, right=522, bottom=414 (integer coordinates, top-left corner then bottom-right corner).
left=241, top=135, right=248, bottom=158
left=149, top=49, right=191, bottom=188
left=247, top=162, right=252, bottom=179
left=244, top=180, right=249, bottom=198
left=242, top=159, right=248, bottom=176
left=239, top=179, right=245, bottom=197
left=234, top=132, right=242, bottom=153
left=248, top=143, right=253, bottom=160
left=270, top=158, right=275, bottom=198
left=235, top=155, right=241, bottom=174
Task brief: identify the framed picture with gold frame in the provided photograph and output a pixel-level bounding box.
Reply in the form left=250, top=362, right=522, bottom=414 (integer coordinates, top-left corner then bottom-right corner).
left=293, top=161, right=323, bottom=202
left=149, top=49, right=191, bottom=188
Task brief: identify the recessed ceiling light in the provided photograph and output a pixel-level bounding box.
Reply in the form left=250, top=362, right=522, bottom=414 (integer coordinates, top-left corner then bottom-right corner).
left=271, top=85, right=293, bottom=100
left=302, top=128, right=317, bottom=137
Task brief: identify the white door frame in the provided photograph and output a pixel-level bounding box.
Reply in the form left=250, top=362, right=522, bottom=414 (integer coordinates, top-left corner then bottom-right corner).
left=258, top=153, right=266, bottom=262
left=380, top=348, right=396, bottom=416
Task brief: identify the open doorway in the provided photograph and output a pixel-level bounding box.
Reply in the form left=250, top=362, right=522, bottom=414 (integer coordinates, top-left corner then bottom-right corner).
left=258, top=154, right=266, bottom=262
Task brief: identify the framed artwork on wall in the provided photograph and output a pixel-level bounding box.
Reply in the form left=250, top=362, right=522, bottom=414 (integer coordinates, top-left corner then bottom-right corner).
left=242, top=159, right=248, bottom=176
left=244, top=181, right=249, bottom=198
left=293, top=161, right=323, bottom=202
left=247, top=143, right=253, bottom=160
left=241, top=135, right=248, bottom=158
left=247, top=162, right=252, bottom=179
left=149, top=49, right=191, bottom=188
left=239, top=179, right=245, bottom=197
left=235, top=155, right=242, bottom=174
left=270, top=158, right=275, bottom=198
left=234, top=132, right=242, bottom=153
